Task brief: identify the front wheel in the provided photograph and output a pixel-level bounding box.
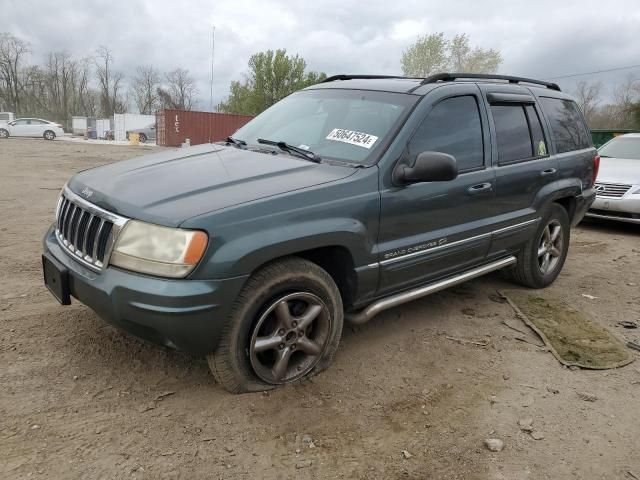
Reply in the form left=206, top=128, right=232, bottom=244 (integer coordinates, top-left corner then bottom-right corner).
left=43, top=130, right=56, bottom=141
left=208, top=257, right=343, bottom=393
left=508, top=203, right=570, bottom=288
left=138, top=133, right=147, bottom=143
left=0, top=129, right=9, bottom=139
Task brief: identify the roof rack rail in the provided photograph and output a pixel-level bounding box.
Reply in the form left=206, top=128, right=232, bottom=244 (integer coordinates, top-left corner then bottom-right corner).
left=321, top=74, right=423, bottom=83
left=320, top=73, right=561, bottom=92
left=418, top=73, right=561, bottom=91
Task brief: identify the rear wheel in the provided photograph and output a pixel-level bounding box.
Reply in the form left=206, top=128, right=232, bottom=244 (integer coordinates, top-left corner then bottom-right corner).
left=138, top=133, right=147, bottom=143
left=508, top=203, right=570, bottom=288
left=208, top=257, right=343, bottom=393
left=43, top=130, right=56, bottom=141
left=0, top=129, right=8, bottom=139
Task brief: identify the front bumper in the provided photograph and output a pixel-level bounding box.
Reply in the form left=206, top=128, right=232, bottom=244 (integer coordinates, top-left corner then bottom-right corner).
left=585, top=194, right=640, bottom=224
left=43, top=225, right=248, bottom=355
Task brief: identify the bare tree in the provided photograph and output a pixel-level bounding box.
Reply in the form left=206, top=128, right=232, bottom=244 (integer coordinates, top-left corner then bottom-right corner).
left=131, top=65, right=160, bottom=114
left=158, top=68, right=198, bottom=110
left=0, top=32, right=31, bottom=113
left=95, top=45, right=126, bottom=116
left=573, top=81, right=602, bottom=127
left=603, top=75, right=640, bottom=128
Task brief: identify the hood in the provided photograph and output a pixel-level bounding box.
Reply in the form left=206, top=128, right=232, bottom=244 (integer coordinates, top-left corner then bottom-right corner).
left=597, top=157, right=640, bottom=185
left=68, top=143, right=355, bottom=227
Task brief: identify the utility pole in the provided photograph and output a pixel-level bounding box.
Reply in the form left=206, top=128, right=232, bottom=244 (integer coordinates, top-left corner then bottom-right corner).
left=210, top=25, right=215, bottom=112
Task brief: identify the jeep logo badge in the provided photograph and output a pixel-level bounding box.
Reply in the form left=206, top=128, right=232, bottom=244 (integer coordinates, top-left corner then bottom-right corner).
left=81, top=186, right=94, bottom=198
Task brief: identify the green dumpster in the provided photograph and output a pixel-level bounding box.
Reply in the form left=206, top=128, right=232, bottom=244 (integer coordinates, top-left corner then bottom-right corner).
left=591, top=129, right=640, bottom=148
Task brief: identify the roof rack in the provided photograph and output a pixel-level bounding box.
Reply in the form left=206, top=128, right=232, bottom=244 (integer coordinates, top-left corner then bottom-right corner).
left=321, top=73, right=561, bottom=92
left=320, top=74, right=423, bottom=83
left=417, top=73, right=561, bottom=91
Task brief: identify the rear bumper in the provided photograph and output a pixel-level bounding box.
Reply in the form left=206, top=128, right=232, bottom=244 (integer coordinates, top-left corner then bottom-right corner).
left=586, top=194, right=640, bottom=224
left=572, top=188, right=596, bottom=226
left=43, top=225, right=248, bottom=354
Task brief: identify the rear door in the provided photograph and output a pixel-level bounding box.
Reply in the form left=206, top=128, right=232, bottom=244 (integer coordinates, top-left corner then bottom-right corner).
left=479, top=85, right=558, bottom=256
left=30, top=119, right=49, bottom=137
left=377, top=83, right=498, bottom=296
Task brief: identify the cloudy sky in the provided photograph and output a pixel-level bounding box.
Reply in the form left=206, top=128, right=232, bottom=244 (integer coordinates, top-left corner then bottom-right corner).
left=3, top=0, right=640, bottom=110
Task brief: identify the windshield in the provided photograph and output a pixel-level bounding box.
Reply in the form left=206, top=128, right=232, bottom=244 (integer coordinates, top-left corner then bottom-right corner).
left=598, top=136, right=640, bottom=160
left=233, top=88, right=417, bottom=164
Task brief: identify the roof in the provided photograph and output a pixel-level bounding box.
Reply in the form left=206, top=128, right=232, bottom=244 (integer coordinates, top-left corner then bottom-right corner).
left=306, top=73, right=561, bottom=95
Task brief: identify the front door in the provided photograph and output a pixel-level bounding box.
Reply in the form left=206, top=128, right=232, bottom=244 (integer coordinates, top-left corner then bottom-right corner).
left=10, top=119, right=30, bottom=136
left=377, top=84, right=499, bottom=296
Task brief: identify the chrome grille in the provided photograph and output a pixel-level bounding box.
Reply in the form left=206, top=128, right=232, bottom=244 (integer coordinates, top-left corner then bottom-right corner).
left=594, top=182, right=632, bottom=198
left=55, top=187, right=127, bottom=271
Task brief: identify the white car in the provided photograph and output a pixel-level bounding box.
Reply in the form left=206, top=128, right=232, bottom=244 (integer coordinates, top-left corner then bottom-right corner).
left=0, top=118, right=65, bottom=140
left=586, top=133, right=640, bottom=224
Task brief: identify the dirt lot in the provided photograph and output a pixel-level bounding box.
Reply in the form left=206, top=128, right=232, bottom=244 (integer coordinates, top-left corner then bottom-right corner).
left=1, top=138, right=639, bottom=479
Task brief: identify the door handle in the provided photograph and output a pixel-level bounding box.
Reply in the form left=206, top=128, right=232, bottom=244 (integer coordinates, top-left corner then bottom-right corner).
left=540, top=168, right=557, bottom=177
left=467, top=182, right=493, bottom=195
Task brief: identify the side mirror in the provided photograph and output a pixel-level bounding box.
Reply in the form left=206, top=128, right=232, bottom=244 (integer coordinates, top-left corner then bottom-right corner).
left=394, top=151, right=458, bottom=185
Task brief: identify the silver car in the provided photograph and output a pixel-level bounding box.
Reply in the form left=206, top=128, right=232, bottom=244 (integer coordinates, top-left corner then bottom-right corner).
left=125, top=123, right=156, bottom=143
left=586, top=133, right=640, bottom=224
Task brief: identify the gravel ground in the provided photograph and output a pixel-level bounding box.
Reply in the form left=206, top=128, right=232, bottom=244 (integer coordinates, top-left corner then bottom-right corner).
left=1, top=137, right=639, bottom=479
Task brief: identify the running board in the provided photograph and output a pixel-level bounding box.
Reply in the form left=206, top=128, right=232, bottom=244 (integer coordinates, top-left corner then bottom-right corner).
left=345, top=256, right=517, bottom=324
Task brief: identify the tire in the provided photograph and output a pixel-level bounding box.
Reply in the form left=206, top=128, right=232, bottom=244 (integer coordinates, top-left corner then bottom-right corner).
left=138, top=133, right=147, bottom=143
left=0, top=129, right=9, bottom=139
left=43, top=130, right=56, bottom=141
left=208, top=257, right=343, bottom=393
left=508, top=203, right=570, bottom=288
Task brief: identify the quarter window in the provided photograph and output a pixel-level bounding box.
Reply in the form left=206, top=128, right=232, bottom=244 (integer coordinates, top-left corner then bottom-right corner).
left=526, top=105, right=547, bottom=156
left=539, top=97, right=591, bottom=153
left=409, top=95, right=484, bottom=171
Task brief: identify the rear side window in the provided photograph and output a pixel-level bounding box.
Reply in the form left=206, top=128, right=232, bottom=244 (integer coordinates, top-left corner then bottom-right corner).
left=409, top=95, right=484, bottom=171
left=491, top=104, right=548, bottom=164
left=491, top=105, right=531, bottom=163
left=539, top=97, right=591, bottom=153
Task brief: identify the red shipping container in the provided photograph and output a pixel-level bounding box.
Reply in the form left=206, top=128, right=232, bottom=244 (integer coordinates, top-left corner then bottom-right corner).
left=156, top=109, right=253, bottom=147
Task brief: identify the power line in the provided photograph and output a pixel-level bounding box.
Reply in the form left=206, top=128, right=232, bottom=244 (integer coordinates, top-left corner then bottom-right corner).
left=544, top=63, right=640, bottom=81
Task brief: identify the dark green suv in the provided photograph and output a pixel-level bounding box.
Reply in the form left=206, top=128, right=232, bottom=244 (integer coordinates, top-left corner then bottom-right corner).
left=42, top=73, right=598, bottom=393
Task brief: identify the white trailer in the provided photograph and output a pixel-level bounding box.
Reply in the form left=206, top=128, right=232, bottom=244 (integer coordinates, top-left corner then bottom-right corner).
left=95, top=118, right=111, bottom=139
left=71, top=116, right=88, bottom=135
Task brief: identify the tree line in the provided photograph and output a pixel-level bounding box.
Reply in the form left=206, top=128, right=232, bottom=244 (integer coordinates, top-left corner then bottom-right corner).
left=4, top=30, right=639, bottom=130
left=573, top=77, right=640, bottom=129
left=0, top=32, right=199, bottom=127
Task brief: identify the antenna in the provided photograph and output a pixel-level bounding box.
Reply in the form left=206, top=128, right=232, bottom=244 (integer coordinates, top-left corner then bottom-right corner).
left=208, top=25, right=215, bottom=144
left=210, top=25, right=215, bottom=112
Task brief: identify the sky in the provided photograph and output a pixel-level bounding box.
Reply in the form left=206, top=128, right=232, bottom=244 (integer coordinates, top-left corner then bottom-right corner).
left=3, top=0, right=640, bottom=110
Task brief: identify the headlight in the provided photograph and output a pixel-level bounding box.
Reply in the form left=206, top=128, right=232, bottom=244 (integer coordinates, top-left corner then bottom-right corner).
left=632, top=186, right=640, bottom=195
left=110, top=220, right=208, bottom=278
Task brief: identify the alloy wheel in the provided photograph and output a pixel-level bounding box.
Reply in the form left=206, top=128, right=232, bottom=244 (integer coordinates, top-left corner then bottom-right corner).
left=249, top=292, right=331, bottom=384
left=537, top=219, right=563, bottom=275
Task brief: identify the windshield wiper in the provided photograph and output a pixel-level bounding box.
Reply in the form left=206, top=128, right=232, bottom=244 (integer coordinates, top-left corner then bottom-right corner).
left=257, top=138, right=321, bottom=163
left=225, top=136, right=246, bottom=148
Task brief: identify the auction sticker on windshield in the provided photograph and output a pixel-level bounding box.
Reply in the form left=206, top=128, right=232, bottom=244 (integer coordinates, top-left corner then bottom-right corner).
left=326, top=129, right=379, bottom=149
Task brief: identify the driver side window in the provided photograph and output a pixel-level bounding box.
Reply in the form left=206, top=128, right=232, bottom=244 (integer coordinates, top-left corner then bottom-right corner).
left=408, top=95, right=484, bottom=172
